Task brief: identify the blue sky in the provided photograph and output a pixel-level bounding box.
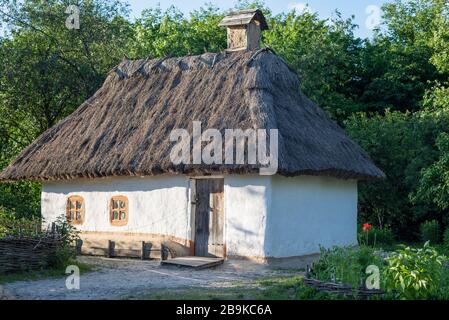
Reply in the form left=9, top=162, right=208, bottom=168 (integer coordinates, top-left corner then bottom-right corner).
left=127, top=0, right=392, bottom=38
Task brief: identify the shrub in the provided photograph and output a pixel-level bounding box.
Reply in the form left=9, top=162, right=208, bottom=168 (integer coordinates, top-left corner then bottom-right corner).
left=45, top=215, right=80, bottom=269
left=310, top=246, right=384, bottom=290
left=346, top=111, right=449, bottom=242
left=420, top=220, right=441, bottom=244
left=0, top=207, right=42, bottom=238
left=383, top=242, right=446, bottom=299
left=0, top=207, right=11, bottom=237
left=375, top=228, right=395, bottom=247
left=444, top=227, right=449, bottom=249
left=295, top=282, right=336, bottom=300
left=1, top=211, right=80, bottom=270
left=358, top=224, right=395, bottom=247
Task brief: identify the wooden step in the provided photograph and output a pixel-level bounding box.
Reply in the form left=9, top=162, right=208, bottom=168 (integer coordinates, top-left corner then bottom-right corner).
left=161, top=256, right=224, bottom=269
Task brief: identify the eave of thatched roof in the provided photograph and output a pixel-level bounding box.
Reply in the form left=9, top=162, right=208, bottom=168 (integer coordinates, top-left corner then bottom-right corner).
left=0, top=50, right=385, bottom=182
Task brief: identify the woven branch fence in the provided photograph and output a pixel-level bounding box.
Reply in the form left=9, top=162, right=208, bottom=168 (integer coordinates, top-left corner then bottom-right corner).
left=0, top=235, right=63, bottom=273
left=303, top=278, right=385, bottom=299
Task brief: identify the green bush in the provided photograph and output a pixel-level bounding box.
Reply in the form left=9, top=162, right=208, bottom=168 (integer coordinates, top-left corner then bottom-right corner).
left=420, top=220, right=441, bottom=244
left=45, top=215, right=80, bottom=269
left=295, top=282, right=336, bottom=300
left=383, top=242, right=446, bottom=299
left=434, top=267, right=449, bottom=300
left=346, top=111, right=449, bottom=242
left=358, top=225, right=395, bottom=247
left=310, top=246, right=384, bottom=290
left=0, top=207, right=10, bottom=237
left=0, top=182, right=41, bottom=219
left=1, top=211, right=80, bottom=270
left=0, top=206, right=42, bottom=238
left=444, top=227, right=449, bottom=249
left=309, top=244, right=449, bottom=300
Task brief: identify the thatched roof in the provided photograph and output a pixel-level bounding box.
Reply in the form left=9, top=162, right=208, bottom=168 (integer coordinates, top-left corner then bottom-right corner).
left=0, top=49, right=385, bottom=182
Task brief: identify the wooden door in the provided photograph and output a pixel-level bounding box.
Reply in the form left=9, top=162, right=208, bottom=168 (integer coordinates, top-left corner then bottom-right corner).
left=193, top=179, right=224, bottom=257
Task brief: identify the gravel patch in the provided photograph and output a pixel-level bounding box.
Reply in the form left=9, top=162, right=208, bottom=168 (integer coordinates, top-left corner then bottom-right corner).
left=2, top=256, right=297, bottom=300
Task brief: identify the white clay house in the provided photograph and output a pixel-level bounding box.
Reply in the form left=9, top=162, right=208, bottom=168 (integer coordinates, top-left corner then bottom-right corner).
left=0, top=10, right=384, bottom=266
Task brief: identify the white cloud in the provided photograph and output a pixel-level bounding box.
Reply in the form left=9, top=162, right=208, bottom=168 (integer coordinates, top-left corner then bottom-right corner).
left=288, top=2, right=312, bottom=14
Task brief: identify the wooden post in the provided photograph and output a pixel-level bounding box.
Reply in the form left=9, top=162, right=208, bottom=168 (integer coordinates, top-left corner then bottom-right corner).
left=76, top=239, right=83, bottom=255
left=51, top=222, right=56, bottom=238
left=141, top=241, right=146, bottom=260
left=161, top=244, right=169, bottom=261
left=108, top=240, right=114, bottom=258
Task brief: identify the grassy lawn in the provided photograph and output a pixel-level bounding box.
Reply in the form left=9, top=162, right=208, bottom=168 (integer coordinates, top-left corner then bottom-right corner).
left=0, top=260, right=94, bottom=284
left=124, top=276, right=334, bottom=300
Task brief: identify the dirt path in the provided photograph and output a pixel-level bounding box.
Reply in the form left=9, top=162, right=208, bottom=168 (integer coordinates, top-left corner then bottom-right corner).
left=1, top=256, right=296, bottom=300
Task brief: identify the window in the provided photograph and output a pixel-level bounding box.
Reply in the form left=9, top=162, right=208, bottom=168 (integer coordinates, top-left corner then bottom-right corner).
left=67, top=196, right=85, bottom=225
left=110, top=196, right=128, bottom=226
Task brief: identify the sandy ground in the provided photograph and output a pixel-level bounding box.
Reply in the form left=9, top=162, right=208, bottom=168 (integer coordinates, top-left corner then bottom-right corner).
left=0, top=256, right=296, bottom=300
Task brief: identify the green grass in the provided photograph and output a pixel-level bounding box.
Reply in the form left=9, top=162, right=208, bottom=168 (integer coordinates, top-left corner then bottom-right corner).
left=0, top=260, right=94, bottom=284
left=123, top=276, right=336, bottom=300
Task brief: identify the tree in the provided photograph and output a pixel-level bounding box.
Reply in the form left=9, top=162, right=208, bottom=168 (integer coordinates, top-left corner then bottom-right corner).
left=346, top=111, right=449, bottom=239
left=264, top=11, right=364, bottom=122
left=355, top=0, right=447, bottom=115
left=415, top=133, right=449, bottom=212
left=0, top=0, right=132, bottom=131
left=129, top=4, right=225, bottom=59
left=345, top=0, right=449, bottom=239
left=0, top=0, right=132, bottom=217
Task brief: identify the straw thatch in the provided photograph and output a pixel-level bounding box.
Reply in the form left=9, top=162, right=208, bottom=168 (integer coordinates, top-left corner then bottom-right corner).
left=0, top=49, right=385, bottom=181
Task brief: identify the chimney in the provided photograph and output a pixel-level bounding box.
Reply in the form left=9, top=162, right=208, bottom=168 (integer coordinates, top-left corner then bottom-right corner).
left=219, top=9, right=268, bottom=51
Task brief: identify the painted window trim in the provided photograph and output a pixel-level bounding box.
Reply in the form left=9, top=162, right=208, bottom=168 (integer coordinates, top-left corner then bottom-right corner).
left=110, top=195, right=129, bottom=226
left=66, top=195, right=85, bottom=225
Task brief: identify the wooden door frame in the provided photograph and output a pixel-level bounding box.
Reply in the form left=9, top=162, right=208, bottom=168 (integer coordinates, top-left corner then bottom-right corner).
left=189, top=176, right=226, bottom=258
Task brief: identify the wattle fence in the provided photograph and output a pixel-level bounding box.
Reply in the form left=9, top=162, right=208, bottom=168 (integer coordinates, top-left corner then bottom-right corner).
left=0, top=236, right=63, bottom=273
left=303, top=277, right=385, bottom=299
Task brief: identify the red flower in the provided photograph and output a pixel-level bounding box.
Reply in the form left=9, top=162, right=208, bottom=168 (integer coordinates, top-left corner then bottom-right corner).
left=363, top=223, right=373, bottom=232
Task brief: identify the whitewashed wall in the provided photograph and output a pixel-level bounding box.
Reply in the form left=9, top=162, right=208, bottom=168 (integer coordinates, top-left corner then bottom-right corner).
left=266, top=176, right=358, bottom=258
left=223, top=175, right=271, bottom=258
left=41, top=176, right=191, bottom=241
left=42, top=174, right=358, bottom=259
left=222, top=175, right=358, bottom=259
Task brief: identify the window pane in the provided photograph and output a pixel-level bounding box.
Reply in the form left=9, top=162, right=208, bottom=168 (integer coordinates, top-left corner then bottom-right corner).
left=76, top=201, right=82, bottom=209
left=76, top=212, right=81, bottom=220
left=113, top=211, right=118, bottom=220
left=70, top=201, right=75, bottom=209
left=113, top=200, right=119, bottom=209
left=70, top=212, right=74, bottom=220
left=120, top=212, right=126, bottom=220
left=120, top=201, right=126, bottom=209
